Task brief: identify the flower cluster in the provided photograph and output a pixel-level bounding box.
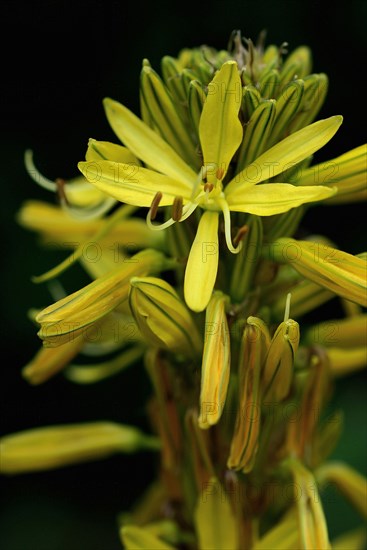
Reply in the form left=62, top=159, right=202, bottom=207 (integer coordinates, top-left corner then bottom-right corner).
left=2, top=31, right=367, bottom=549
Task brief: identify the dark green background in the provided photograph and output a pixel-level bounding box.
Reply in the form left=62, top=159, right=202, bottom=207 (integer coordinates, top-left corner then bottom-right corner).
left=1, top=1, right=366, bottom=548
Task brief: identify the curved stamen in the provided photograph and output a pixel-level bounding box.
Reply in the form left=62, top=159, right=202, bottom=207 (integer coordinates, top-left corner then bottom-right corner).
left=24, top=150, right=57, bottom=192
left=146, top=201, right=198, bottom=231
left=216, top=197, right=242, bottom=254
left=60, top=196, right=117, bottom=220
left=233, top=224, right=249, bottom=247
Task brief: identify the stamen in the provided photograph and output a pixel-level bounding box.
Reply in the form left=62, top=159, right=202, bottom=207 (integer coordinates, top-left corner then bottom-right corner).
left=149, top=192, right=163, bottom=221
left=216, top=197, right=242, bottom=254
left=233, top=224, right=249, bottom=247
left=24, top=150, right=57, bottom=192
left=284, top=292, right=292, bottom=323
left=204, top=183, right=214, bottom=193
left=216, top=167, right=224, bottom=180
left=60, top=197, right=116, bottom=221
left=146, top=201, right=198, bottom=231
left=56, top=178, right=69, bottom=205
left=172, top=196, right=183, bottom=222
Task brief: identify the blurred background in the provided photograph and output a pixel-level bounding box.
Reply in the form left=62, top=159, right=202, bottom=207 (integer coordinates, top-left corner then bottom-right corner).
left=1, top=1, right=366, bottom=548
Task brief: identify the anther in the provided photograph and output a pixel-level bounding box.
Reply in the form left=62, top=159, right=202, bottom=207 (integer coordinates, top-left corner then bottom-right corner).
left=149, top=192, right=163, bottom=221
left=216, top=167, right=224, bottom=180
left=233, top=224, right=249, bottom=247
left=56, top=178, right=69, bottom=205
left=172, top=196, right=183, bottom=222
left=204, top=183, right=214, bottom=193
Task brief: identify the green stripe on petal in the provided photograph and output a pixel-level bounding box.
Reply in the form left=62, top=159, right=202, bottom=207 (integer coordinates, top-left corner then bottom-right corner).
left=78, top=160, right=191, bottom=207
left=227, top=183, right=335, bottom=215
left=199, top=61, right=243, bottom=183
left=184, top=211, right=219, bottom=312
left=226, top=116, right=343, bottom=195
left=103, top=98, right=197, bottom=185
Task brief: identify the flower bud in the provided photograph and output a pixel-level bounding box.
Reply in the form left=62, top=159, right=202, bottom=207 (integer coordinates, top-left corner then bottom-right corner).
left=198, top=292, right=231, bottom=429
left=129, top=277, right=202, bottom=356
left=228, top=317, right=270, bottom=473
left=36, top=249, right=167, bottom=347
left=0, top=422, right=160, bottom=474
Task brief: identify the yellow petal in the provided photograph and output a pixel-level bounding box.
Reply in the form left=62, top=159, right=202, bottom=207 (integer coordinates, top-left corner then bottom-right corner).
left=227, top=182, right=335, bottom=215
left=194, top=477, right=238, bottom=550
left=22, top=336, right=84, bottom=385
left=226, top=116, right=343, bottom=195
left=120, top=525, right=176, bottom=550
left=103, top=97, right=197, bottom=185
left=184, top=211, right=219, bottom=312
left=85, top=138, right=141, bottom=164
left=199, top=61, right=243, bottom=183
left=78, top=160, right=191, bottom=207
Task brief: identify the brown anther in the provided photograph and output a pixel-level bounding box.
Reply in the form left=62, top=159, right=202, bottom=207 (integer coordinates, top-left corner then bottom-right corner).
left=216, top=167, right=224, bottom=180
left=55, top=178, right=69, bottom=205
left=149, top=191, right=163, bottom=220
left=233, top=224, right=249, bottom=247
left=172, top=196, right=183, bottom=222
left=204, top=183, right=214, bottom=193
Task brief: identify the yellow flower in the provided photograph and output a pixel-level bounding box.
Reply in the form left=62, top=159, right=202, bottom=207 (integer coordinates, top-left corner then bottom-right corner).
left=79, top=61, right=340, bottom=311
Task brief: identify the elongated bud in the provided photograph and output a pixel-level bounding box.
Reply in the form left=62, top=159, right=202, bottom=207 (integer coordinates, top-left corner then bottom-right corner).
left=241, top=84, right=261, bottom=121
left=258, top=69, right=280, bottom=99
left=289, top=73, right=328, bottom=132
left=236, top=100, right=276, bottom=172
left=22, top=336, right=84, bottom=385
left=161, top=55, right=187, bottom=104
left=188, top=80, right=206, bottom=136
left=198, top=292, right=231, bottom=429
left=129, top=277, right=202, bottom=356
left=278, top=46, right=312, bottom=89
left=0, top=422, right=160, bottom=474
left=262, top=294, right=300, bottom=402
left=228, top=317, right=270, bottom=473
left=286, top=459, right=330, bottom=550
left=267, top=79, right=304, bottom=147
left=287, top=347, right=330, bottom=459
left=140, top=65, right=197, bottom=167
left=230, top=215, right=263, bottom=303
left=264, top=238, right=367, bottom=307
left=295, top=144, right=367, bottom=204
left=316, top=462, right=367, bottom=520
left=36, top=249, right=167, bottom=347
left=253, top=508, right=300, bottom=550
left=194, top=476, right=239, bottom=550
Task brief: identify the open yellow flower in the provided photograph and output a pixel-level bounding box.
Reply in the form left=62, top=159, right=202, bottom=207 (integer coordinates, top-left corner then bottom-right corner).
left=79, top=61, right=341, bottom=311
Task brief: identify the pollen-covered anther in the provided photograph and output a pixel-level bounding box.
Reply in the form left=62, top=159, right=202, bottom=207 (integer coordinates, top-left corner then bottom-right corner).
left=172, top=196, right=183, bottom=221
left=55, top=178, right=69, bottom=205
left=233, top=224, right=249, bottom=247
left=149, top=191, right=163, bottom=221
left=216, top=167, right=225, bottom=180
left=204, top=183, right=214, bottom=193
